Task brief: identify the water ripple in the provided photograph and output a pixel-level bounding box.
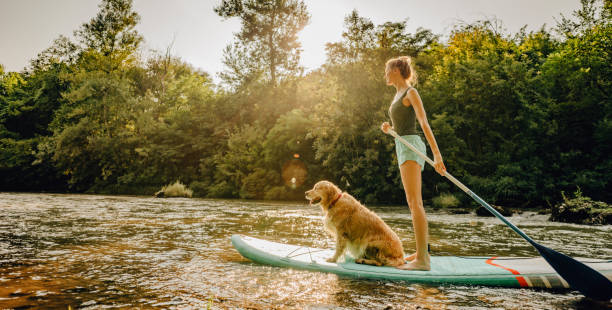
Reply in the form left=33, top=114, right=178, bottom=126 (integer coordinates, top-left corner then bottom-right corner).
left=0, top=192, right=610, bottom=309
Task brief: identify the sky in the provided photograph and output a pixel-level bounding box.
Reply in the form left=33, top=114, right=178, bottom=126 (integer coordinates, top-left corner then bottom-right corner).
left=1, top=0, right=581, bottom=82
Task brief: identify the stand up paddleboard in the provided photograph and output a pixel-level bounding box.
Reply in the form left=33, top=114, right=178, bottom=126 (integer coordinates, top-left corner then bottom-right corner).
left=232, top=235, right=612, bottom=290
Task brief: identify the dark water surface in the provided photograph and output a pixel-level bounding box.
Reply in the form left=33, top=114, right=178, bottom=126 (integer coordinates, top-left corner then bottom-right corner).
left=0, top=193, right=610, bottom=309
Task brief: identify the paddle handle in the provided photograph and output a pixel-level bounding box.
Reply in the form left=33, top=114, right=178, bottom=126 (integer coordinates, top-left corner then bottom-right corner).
left=388, top=129, right=536, bottom=245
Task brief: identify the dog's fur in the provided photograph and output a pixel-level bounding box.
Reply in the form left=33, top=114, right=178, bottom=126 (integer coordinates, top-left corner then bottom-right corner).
left=305, top=180, right=405, bottom=267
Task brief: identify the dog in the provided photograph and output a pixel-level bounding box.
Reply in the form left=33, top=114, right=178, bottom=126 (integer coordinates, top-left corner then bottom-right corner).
left=305, top=180, right=406, bottom=267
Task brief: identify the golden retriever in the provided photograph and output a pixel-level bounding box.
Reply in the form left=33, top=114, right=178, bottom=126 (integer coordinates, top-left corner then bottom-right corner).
left=305, top=180, right=405, bottom=267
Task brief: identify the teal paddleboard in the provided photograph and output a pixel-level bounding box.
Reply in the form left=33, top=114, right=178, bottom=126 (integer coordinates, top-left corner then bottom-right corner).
left=231, top=235, right=612, bottom=290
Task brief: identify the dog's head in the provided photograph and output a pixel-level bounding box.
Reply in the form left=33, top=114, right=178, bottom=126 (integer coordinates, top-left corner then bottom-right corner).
left=305, top=180, right=341, bottom=209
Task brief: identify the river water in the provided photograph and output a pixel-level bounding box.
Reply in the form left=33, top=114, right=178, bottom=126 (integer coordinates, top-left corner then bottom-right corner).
left=0, top=193, right=610, bottom=309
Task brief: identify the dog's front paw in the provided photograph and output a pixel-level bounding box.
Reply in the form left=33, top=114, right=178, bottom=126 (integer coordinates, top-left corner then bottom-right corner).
left=326, top=257, right=337, bottom=263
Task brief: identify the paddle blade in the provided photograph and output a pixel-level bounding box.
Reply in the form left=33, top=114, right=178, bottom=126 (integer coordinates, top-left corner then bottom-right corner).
left=534, top=243, right=612, bottom=301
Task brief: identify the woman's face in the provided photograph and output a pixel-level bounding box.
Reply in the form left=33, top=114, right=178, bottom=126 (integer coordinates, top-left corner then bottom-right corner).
left=385, top=65, right=398, bottom=86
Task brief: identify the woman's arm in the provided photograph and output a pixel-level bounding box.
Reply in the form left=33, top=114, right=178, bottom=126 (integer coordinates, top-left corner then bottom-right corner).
left=403, top=88, right=446, bottom=176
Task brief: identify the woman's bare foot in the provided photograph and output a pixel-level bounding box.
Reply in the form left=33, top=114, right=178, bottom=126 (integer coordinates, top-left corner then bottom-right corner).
left=396, top=256, right=430, bottom=271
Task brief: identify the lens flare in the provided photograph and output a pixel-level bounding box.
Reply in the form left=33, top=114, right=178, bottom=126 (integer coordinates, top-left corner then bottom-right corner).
left=281, top=159, right=307, bottom=189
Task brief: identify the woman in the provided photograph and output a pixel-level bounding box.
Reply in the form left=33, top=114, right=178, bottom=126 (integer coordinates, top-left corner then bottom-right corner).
left=381, top=56, right=446, bottom=271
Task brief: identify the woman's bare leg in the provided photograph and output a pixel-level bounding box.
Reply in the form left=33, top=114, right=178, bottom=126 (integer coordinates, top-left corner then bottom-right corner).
left=396, top=160, right=430, bottom=271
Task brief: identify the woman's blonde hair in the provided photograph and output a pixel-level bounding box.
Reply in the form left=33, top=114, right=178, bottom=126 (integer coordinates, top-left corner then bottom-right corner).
left=386, top=56, right=417, bottom=86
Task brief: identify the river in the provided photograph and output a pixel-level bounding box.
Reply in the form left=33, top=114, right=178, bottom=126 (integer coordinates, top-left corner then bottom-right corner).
left=0, top=193, right=610, bottom=309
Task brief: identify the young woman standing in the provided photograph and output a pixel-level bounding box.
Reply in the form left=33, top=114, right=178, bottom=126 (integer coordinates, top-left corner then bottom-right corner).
left=381, top=56, right=446, bottom=271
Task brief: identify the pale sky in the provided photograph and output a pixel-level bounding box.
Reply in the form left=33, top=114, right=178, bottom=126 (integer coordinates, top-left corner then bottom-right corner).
left=1, top=0, right=580, bottom=82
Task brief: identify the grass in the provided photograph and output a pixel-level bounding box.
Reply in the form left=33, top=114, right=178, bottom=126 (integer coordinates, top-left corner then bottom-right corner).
left=432, top=192, right=460, bottom=208
left=159, top=180, right=193, bottom=198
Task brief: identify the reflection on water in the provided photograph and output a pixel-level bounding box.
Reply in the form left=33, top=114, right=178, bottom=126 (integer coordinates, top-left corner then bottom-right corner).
left=0, top=193, right=610, bottom=309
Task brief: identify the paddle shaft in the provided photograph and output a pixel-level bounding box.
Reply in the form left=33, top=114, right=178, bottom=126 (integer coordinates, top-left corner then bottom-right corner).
left=388, top=130, right=537, bottom=244
left=389, top=129, right=612, bottom=300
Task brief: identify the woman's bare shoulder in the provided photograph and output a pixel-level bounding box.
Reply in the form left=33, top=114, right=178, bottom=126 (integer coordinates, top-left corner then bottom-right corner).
left=402, top=87, right=420, bottom=107
left=407, top=87, right=420, bottom=96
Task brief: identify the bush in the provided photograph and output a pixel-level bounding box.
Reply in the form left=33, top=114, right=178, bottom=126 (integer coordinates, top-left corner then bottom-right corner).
left=264, top=186, right=291, bottom=200
left=189, top=180, right=209, bottom=198
left=239, top=168, right=279, bottom=200
left=432, top=192, right=460, bottom=208
left=550, top=188, right=612, bottom=225
left=206, top=180, right=235, bottom=198
left=157, top=180, right=193, bottom=198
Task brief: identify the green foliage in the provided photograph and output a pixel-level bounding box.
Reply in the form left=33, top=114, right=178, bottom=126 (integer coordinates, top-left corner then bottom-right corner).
left=1, top=0, right=610, bottom=211
left=263, top=109, right=315, bottom=169
left=240, top=168, right=279, bottom=199
left=29, top=35, right=79, bottom=72
left=213, top=123, right=268, bottom=197
left=75, top=0, right=142, bottom=57
left=0, top=58, right=71, bottom=191
left=555, top=0, right=610, bottom=38
left=540, top=17, right=611, bottom=202
left=264, top=185, right=294, bottom=200
left=206, top=181, right=235, bottom=198
left=0, top=137, right=66, bottom=191
left=158, top=180, right=193, bottom=198
left=432, top=193, right=460, bottom=208
left=551, top=188, right=612, bottom=225
left=309, top=11, right=439, bottom=204
left=215, top=0, right=310, bottom=87
left=421, top=20, right=557, bottom=206
left=189, top=180, right=209, bottom=198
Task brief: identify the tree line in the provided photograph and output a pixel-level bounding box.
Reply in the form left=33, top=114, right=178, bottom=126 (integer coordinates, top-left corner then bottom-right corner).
left=1, top=0, right=610, bottom=208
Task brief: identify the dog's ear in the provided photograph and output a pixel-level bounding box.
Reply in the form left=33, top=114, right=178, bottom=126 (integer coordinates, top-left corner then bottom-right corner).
left=322, top=181, right=339, bottom=205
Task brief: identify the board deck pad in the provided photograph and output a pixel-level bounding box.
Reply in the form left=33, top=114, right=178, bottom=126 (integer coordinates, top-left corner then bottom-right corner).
left=231, top=235, right=612, bottom=290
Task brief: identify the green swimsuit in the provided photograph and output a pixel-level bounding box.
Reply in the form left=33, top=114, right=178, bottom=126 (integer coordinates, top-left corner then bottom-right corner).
left=389, top=88, right=427, bottom=170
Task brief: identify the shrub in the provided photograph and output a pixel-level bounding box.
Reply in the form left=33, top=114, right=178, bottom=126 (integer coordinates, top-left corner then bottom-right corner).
left=550, top=188, right=612, bottom=225
left=239, top=168, right=279, bottom=200
left=264, top=186, right=291, bottom=200
left=189, top=180, right=209, bottom=198
left=206, top=180, right=235, bottom=198
left=158, top=180, right=193, bottom=198
left=432, top=192, right=460, bottom=208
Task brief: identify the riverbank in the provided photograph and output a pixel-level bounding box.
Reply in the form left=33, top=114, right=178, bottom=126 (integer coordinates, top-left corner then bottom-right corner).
left=2, top=189, right=611, bottom=226
left=429, top=191, right=611, bottom=226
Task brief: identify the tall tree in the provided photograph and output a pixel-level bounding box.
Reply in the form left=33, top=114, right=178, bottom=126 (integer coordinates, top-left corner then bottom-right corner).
left=555, top=0, right=611, bottom=38
left=215, top=0, right=310, bottom=86
left=46, top=0, right=144, bottom=191
left=324, top=10, right=375, bottom=65
left=310, top=11, right=439, bottom=204
left=29, top=35, right=79, bottom=72
left=541, top=0, right=612, bottom=201
left=75, top=0, right=143, bottom=56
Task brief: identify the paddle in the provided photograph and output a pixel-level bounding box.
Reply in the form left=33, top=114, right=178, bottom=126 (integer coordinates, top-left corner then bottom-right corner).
left=388, top=129, right=612, bottom=301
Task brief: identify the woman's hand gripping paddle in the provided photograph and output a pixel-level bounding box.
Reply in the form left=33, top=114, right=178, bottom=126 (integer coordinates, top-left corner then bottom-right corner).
left=388, top=129, right=612, bottom=301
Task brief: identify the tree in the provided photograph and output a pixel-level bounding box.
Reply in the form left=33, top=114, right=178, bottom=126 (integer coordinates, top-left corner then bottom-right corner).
left=421, top=20, right=558, bottom=207
left=29, top=35, right=79, bottom=72
left=541, top=9, right=612, bottom=201
left=0, top=66, right=69, bottom=191
left=555, top=0, right=611, bottom=38
left=43, top=0, right=144, bottom=191
left=310, top=11, right=439, bottom=204
left=215, top=0, right=310, bottom=87
left=75, top=0, right=142, bottom=57
left=325, top=10, right=375, bottom=64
